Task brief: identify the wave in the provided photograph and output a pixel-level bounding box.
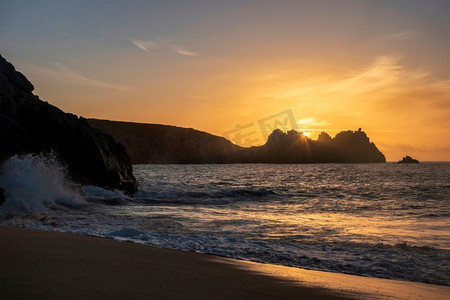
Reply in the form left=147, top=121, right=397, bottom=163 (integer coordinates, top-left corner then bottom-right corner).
left=133, top=188, right=277, bottom=205
left=0, top=153, right=84, bottom=217
left=82, top=185, right=130, bottom=205
left=101, top=227, right=449, bottom=286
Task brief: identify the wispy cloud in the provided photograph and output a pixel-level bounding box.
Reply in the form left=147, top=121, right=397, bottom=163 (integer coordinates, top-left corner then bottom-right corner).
left=173, top=48, right=197, bottom=57
left=272, top=55, right=446, bottom=108
left=296, top=117, right=331, bottom=132
left=23, top=62, right=127, bottom=91
left=297, top=117, right=329, bottom=127
left=130, top=39, right=157, bottom=52
left=130, top=37, right=198, bottom=56
left=385, top=30, right=418, bottom=40
left=62, top=32, right=97, bottom=50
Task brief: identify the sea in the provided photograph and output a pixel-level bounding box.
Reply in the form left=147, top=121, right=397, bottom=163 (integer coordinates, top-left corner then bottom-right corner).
left=1, top=154, right=449, bottom=286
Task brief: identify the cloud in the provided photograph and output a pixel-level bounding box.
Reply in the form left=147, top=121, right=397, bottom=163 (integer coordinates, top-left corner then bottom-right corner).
left=130, top=38, right=197, bottom=56
left=23, top=62, right=127, bottom=91
left=271, top=55, right=449, bottom=114
left=62, top=32, right=97, bottom=50
left=174, top=48, right=197, bottom=57
left=385, top=30, right=418, bottom=40
left=297, top=117, right=329, bottom=127
left=130, top=39, right=156, bottom=52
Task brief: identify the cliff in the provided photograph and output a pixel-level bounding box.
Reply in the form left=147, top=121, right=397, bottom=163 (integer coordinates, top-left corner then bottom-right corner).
left=88, top=119, right=242, bottom=164
left=88, top=120, right=386, bottom=164
left=0, top=55, right=137, bottom=194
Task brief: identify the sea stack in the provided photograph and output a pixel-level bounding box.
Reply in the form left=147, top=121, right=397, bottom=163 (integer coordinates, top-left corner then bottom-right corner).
left=398, top=155, right=419, bottom=163
left=0, top=55, right=138, bottom=194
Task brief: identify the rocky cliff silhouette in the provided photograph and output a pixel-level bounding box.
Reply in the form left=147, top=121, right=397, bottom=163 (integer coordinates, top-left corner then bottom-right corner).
left=88, top=119, right=242, bottom=164
left=89, top=120, right=386, bottom=164
left=0, top=55, right=137, bottom=194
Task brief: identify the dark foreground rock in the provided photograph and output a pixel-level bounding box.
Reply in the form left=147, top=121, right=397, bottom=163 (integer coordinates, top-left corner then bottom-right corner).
left=0, top=55, right=137, bottom=194
left=0, top=188, right=4, bottom=206
left=398, top=155, right=419, bottom=163
left=89, top=120, right=386, bottom=164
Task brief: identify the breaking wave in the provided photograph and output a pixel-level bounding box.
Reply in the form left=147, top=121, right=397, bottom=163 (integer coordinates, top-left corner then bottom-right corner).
left=133, top=188, right=277, bottom=205
left=0, top=153, right=84, bottom=217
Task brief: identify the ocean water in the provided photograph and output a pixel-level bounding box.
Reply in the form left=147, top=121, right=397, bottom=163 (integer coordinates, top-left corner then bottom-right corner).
left=1, top=155, right=449, bottom=285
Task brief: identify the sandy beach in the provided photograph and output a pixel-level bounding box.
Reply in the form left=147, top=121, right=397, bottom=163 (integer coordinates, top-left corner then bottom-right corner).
left=1, top=227, right=449, bottom=300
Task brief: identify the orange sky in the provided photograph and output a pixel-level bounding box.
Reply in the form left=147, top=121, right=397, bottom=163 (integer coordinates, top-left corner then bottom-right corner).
left=2, top=1, right=449, bottom=161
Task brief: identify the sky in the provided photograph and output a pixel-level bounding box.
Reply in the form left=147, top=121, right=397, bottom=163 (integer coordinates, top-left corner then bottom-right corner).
left=1, top=0, right=449, bottom=161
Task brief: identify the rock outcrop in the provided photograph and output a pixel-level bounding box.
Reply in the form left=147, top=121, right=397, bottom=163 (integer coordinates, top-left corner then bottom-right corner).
left=0, top=188, right=4, bottom=206
left=238, top=128, right=386, bottom=163
left=0, top=55, right=137, bottom=194
left=398, top=155, right=419, bottom=163
left=89, top=119, right=386, bottom=164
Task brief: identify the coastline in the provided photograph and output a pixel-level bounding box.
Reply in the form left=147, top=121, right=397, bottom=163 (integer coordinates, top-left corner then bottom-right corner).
left=1, top=227, right=449, bottom=299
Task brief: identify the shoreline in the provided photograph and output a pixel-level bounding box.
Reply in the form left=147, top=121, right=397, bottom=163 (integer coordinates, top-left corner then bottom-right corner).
left=1, top=226, right=449, bottom=299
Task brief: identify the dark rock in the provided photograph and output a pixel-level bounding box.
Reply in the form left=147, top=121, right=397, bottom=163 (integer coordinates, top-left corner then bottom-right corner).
left=239, top=129, right=386, bottom=163
left=317, top=132, right=332, bottom=144
left=0, top=54, right=137, bottom=194
left=88, top=119, right=386, bottom=164
left=0, top=188, right=4, bottom=206
left=398, top=155, right=419, bottom=163
left=0, top=57, right=34, bottom=96
left=327, top=129, right=386, bottom=163
left=88, top=119, right=242, bottom=164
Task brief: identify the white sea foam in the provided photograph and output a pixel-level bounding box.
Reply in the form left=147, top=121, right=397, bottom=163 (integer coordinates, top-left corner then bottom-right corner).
left=100, top=226, right=449, bottom=286
left=0, top=153, right=84, bottom=216
left=82, top=185, right=129, bottom=205
left=82, top=185, right=127, bottom=198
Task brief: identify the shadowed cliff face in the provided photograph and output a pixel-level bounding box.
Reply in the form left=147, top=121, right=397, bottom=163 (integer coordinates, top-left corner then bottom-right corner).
left=0, top=55, right=137, bottom=194
left=88, top=120, right=386, bottom=164
left=88, top=119, right=243, bottom=164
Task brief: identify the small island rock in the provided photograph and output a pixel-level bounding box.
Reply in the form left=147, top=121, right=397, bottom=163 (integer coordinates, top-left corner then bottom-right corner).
left=398, top=155, right=419, bottom=163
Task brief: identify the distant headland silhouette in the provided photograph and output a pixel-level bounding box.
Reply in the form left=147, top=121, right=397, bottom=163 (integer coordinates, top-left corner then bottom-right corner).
left=88, top=119, right=386, bottom=164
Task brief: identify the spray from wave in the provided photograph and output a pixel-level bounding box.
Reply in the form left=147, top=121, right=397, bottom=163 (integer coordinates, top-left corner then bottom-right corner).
left=0, top=153, right=84, bottom=217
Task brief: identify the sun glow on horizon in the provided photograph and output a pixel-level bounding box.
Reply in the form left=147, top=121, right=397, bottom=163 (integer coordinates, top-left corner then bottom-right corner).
left=2, top=0, right=449, bottom=161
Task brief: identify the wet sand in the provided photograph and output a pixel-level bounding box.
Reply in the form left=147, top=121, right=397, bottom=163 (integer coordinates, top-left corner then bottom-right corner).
left=1, top=226, right=449, bottom=299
